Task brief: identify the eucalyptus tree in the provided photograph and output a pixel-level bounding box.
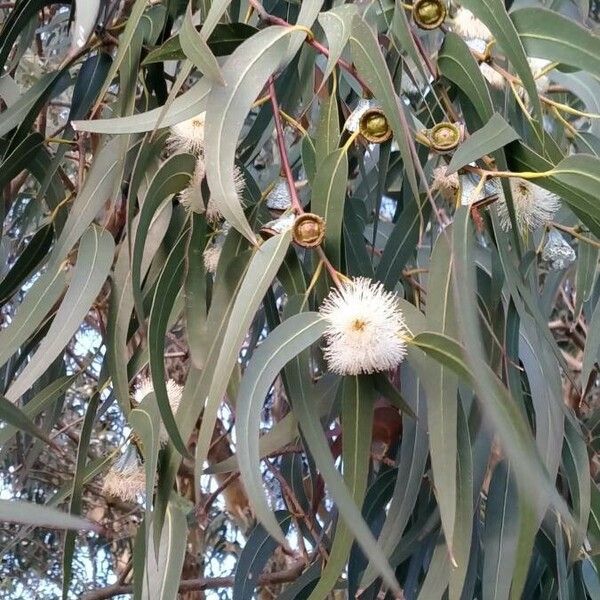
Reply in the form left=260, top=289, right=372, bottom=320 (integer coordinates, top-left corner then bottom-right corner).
left=1, top=0, right=600, bottom=598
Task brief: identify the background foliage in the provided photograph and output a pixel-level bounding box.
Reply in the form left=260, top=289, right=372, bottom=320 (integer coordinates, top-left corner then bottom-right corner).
left=2, top=0, right=600, bottom=598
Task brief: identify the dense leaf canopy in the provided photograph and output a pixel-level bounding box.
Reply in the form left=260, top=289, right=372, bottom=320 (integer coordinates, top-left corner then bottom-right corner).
left=2, top=0, right=600, bottom=598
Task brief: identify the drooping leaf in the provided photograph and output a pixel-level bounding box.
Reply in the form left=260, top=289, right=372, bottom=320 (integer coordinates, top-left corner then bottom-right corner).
left=236, top=312, right=326, bottom=544
left=447, top=113, right=520, bottom=174
left=317, top=5, right=357, bottom=88
left=6, top=226, right=114, bottom=402
left=180, top=3, right=224, bottom=85
left=512, top=7, right=600, bottom=79
left=204, top=26, right=305, bottom=242
left=0, top=499, right=97, bottom=531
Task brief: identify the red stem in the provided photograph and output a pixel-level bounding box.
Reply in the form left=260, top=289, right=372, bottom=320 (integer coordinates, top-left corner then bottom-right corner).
left=268, top=78, right=304, bottom=214
left=249, top=0, right=371, bottom=93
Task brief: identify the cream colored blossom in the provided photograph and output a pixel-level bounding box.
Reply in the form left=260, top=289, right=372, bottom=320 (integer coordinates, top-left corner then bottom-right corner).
left=496, top=178, right=560, bottom=232
left=181, top=163, right=245, bottom=223
left=431, top=166, right=459, bottom=202
left=480, top=63, right=505, bottom=89
left=168, top=112, right=206, bottom=153
left=103, top=448, right=145, bottom=503
left=180, top=158, right=206, bottom=214
left=133, top=378, right=184, bottom=444
left=319, top=277, right=408, bottom=375
left=203, top=244, right=221, bottom=274
left=453, top=7, right=492, bottom=42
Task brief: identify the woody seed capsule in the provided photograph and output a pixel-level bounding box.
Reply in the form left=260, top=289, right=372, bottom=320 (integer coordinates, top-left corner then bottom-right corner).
left=292, top=213, right=326, bottom=248
left=413, top=0, right=447, bottom=30
left=429, top=122, right=462, bottom=152
left=359, top=108, right=393, bottom=144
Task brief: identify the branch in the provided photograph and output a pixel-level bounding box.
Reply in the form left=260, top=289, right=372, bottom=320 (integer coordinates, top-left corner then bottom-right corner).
left=81, top=561, right=306, bottom=600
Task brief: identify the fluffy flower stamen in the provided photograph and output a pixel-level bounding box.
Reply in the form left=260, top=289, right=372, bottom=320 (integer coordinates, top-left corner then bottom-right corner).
left=102, top=447, right=145, bottom=503
left=168, top=112, right=206, bottom=154
left=453, top=7, right=492, bottom=42
left=496, top=178, right=560, bottom=233
left=319, top=277, right=408, bottom=375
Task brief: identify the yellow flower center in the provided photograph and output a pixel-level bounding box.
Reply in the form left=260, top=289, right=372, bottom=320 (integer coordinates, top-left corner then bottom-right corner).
left=351, top=319, right=367, bottom=332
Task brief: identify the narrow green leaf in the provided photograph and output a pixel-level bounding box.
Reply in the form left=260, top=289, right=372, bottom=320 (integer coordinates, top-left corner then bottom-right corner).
left=438, top=32, right=494, bottom=123
left=6, top=226, right=114, bottom=402
left=73, top=78, right=211, bottom=134
left=0, top=500, right=97, bottom=531
left=0, top=132, right=44, bottom=190
left=360, top=361, right=428, bottom=589
left=575, top=240, right=598, bottom=318
left=0, top=395, right=61, bottom=450
left=90, top=0, right=148, bottom=114
left=180, top=3, right=225, bottom=85
left=49, top=136, right=125, bottom=265
left=194, top=231, right=292, bottom=488
left=447, top=113, right=520, bottom=174
left=482, top=462, right=520, bottom=600
left=449, top=400, right=474, bottom=599
left=233, top=511, right=293, bottom=599
left=315, top=89, right=340, bottom=165
left=451, top=207, right=574, bottom=528
left=581, top=297, right=600, bottom=388
left=236, top=312, right=326, bottom=544
left=376, top=197, right=431, bottom=290
left=424, top=232, right=459, bottom=557
left=68, top=0, right=99, bottom=55
left=0, top=375, right=77, bottom=447
left=562, top=418, right=591, bottom=560
left=131, top=152, right=195, bottom=323
left=308, top=376, right=375, bottom=600
left=350, top=16, right=419, bottom=199
left=204, top=26, right=303, bottom=242
left=317, top=5, right=357, bottom=88
left=459, top=0, right=543, bottom=127
left=512, top=7, right=600, bottom=79
left=312, top=148, right=348, bottom=266
left=0, top=223, right=53, bottom=302
left=287, top=357, right=401, bottom=595
left=143, top=495, right=189, bottom=600
left=148, top=229, right=190, bottom=457
left=0, top=72, right=63, bottom=138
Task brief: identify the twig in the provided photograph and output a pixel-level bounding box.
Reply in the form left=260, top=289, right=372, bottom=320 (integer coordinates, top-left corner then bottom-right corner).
left=268, top=77, right=304, bottom=214
left=81, top=561, right=306, bottom=600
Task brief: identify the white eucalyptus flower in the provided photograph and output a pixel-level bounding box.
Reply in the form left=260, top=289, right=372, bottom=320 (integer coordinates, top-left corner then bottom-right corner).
left=319, top=277, right=408, bottom=375
left=480, top=63, right=505, bottom=89
left=203, top=244, right=221, bottom=274
left=168, top=112, right=206, bottom=154
left=453, top=7, right=492, bottom=43
left=103, top=447, right=145, bottom=503
left=133, top=378, right=183, bottom=444
left=431, top=166, right=459, bottom=202
left=180, top=158, right=206, bottom=214
left=181, top=163, right=245, bottom=223
left=496, top=178, right=560, bottom=232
